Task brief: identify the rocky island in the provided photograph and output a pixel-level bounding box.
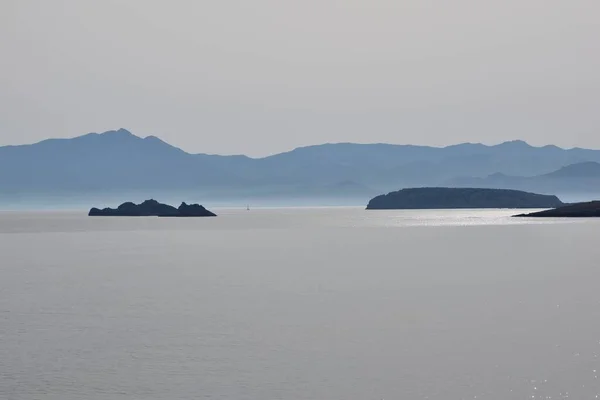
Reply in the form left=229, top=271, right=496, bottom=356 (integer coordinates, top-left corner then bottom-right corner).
left=514, top=201, right=600, bottom=217
left=88, top=199, right=217, bottom=217
left=366, top=187, right=564, bottom=210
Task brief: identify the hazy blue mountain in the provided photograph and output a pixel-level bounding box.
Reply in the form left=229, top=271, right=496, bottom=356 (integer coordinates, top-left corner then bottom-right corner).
left=2, top=129, right=600, bottom=206
left=0, top=129, right=249, bottom=192
left=542, top=161, right=600, bottom=178
left=446, top=161, right=600, bottom=200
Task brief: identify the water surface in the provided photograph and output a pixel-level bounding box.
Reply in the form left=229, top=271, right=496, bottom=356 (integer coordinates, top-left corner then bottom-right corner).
left=1, top=208, right=600, bottom=399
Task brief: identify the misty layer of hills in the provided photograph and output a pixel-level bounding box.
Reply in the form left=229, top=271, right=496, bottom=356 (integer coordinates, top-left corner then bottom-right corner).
left=2, top=128, right=600, bottom=207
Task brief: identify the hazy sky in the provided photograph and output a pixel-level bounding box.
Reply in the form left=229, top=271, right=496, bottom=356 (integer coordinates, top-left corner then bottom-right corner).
left=2, top=0, right=599, bottom=156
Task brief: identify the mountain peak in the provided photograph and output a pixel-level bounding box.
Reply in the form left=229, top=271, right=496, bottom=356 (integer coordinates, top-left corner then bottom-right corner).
left=101, top=128, right=136, bottom=137
left=74, top=128, right=138, bottom=141
left=498, top=140, right=531, bottom=148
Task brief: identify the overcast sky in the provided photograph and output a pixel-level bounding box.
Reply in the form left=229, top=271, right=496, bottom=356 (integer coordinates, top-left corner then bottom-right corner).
left=1, top=0, right=599, bottom=156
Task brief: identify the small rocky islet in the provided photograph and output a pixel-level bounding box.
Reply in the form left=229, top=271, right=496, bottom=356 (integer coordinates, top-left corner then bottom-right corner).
left=88, top=199, right=216, bottom=217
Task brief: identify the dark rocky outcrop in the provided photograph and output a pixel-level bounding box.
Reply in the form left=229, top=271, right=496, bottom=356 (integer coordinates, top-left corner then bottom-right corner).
left=166, top=202, right=217, bottom=217
left=89, top=199, right=216, bottom=217
left=366, top=187, right=564, bottom=210
left=514, top=201, right=600, bottom=217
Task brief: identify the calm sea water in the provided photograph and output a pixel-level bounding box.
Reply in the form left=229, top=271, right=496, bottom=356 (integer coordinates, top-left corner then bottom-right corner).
left=2, top=208, right=600, bottom=399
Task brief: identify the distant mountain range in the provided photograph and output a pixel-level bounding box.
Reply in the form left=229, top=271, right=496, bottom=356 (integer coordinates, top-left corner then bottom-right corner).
left=447, top=161, right=600, bottom=196
left=2, top=128, right=600, bottom=207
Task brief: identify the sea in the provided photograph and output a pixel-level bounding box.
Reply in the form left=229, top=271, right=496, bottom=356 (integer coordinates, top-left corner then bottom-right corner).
left=2, top=207, right=600, bottom=400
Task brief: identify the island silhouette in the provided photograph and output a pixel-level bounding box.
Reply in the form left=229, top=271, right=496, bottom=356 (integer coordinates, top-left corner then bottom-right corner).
left=366, top=188, right=564, bottom=210
left=514, top=201, right=600, bottom=217
left=89, top=199, right=216, bottom=217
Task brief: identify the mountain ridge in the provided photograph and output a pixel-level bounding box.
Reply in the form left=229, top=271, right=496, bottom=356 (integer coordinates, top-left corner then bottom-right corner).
left=2, top=129, right=600, bottom=205
left=4, top=129, right=598, bottom=158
